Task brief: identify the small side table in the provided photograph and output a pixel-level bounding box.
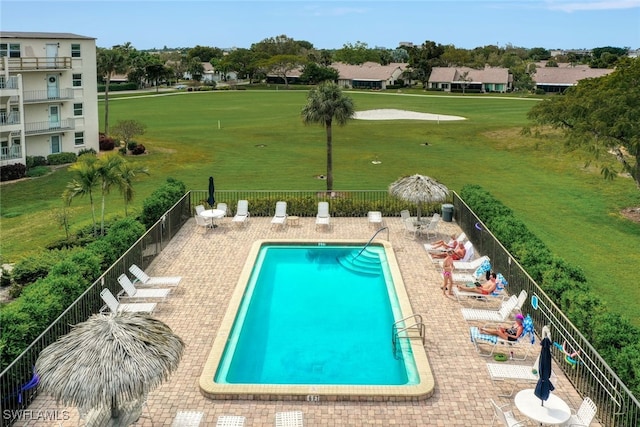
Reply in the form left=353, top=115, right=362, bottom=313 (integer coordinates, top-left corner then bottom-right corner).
left=288, top=216, right=300, bottom=227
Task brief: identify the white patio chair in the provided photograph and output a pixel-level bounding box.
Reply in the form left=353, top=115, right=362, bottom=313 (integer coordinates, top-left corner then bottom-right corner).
left=566, top=397, right=597, bottom=426
left=490, top=399, right=527, bottom=427
left=419, top=213, right=440, bottom=240
left=195, top=214, right=211, bottom=233
left=195, top=204, right=205, bottom=215
left=217, top=202, right=228, bottom=216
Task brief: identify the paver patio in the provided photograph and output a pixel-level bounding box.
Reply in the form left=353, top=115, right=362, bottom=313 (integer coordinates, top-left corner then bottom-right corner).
left=16, top=216, right=599, bottom=426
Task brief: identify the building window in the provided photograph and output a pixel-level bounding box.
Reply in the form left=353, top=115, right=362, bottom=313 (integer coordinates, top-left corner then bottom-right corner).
left=71, top=44, right=81, bottom=58
left=73, top=103, right=83, bottom=116
left=9, top=44, right=20, bottom=58
left=72, top=74, right=82, bottom=87
left=74, top=131, right=85, bottom=146
left=0, top=44, right=18, bottom=57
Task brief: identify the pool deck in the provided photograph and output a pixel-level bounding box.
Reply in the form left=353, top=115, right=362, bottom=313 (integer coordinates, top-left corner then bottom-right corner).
left=18, top=216, right=601, bottom=426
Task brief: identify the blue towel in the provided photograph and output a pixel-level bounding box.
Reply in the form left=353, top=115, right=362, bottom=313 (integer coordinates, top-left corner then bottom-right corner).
left=470, top=326, right=498, bottom=344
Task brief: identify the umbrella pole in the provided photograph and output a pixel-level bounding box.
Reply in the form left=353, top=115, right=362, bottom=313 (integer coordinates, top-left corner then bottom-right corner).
left=417, top=205, right=422, bottom=222
left=111, top=395, right=120, bottom=419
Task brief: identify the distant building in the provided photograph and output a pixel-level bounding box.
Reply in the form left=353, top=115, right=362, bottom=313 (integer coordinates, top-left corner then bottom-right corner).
left=0, top=31, right=99, bottom=166
left=531, top=64, right=614, bottom=93
left=428, top=66, right=512, bottom=93
left=265, top=62, right=408, bottom=90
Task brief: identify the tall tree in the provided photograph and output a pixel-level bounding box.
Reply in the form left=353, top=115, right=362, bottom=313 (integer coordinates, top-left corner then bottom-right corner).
left=527, top=57, right=640, bottom=190
left=261, top=54, right=306, bottom=88
left=96, top=153, right=126, bottom=235
left=97, top=46, right=129, bottom=135
left=301, top=82, right=355, bottom=191
left=220, top=48, right=259, bottom=83
left=116, top=160, right=149, bottom=216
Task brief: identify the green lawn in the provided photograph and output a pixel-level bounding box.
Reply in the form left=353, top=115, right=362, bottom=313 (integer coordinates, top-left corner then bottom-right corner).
left=1, top=89, right=639, bottom=325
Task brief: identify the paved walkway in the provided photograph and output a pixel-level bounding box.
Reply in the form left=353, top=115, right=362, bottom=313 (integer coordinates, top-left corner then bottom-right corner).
left=17, top=216, right=598, bottom=426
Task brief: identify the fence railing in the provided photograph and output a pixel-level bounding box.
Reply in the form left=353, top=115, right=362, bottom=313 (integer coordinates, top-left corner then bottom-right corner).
left=0, top=193, right=191, bottom=427
left=453, top=193, right=640, bottom=427
left=1, top=190, right=637, bottom=426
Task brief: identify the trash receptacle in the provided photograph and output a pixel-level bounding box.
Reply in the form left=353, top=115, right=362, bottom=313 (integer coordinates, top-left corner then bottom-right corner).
left=442, top=203, right=454, bottom=222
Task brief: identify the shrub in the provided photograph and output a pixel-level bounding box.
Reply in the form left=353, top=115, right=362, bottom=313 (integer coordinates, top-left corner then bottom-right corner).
left=47, top=152, right=77, bottom=165
left=99, top=135, right=116, bottom=151
left=141, top=178, right=186, bottom=228
left=131, top=143, right=146, bottom=155
left=26, top=156, right=47, bottom=168
left=127, top=141, right=138, bottom=151
left=11, top=249, right=69, bottom=287
left=0, top=163, right=27, bottom=181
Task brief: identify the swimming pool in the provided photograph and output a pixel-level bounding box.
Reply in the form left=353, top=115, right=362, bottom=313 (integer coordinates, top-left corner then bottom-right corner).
left=199, top=239, right=434, bottom=401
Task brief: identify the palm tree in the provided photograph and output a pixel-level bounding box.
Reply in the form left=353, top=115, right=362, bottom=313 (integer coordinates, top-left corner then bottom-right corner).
left=301, top=82, right=355, bottom=191
left=117, top=161, right=149, bottom=216
left=64, top=154, right=100, bottom=236
left=97, top=47, right=128, bottom=135
left=96, top=153, right=126, bottom=235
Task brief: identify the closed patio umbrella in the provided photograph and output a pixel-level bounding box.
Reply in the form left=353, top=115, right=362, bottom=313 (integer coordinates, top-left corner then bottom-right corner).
left=534, top=335, right=555, bottom=406
left=388, top=174, right=449, bottom=222
left=207, top=176, right=215, bottom=207
left=35, top=312, right=184, bottom=426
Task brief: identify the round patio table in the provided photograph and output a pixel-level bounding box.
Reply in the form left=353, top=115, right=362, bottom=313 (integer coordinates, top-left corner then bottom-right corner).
left=200, top=209, right=225, bottom=227
left=514, top=389, right=571, bottom=425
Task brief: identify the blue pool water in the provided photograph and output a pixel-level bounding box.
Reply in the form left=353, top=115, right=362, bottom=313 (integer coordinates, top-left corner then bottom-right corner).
left=214, top=244, right=418, bottom=385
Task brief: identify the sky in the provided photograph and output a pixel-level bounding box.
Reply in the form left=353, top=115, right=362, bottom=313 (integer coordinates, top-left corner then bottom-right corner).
left=2, top=0, right=639, bottom=51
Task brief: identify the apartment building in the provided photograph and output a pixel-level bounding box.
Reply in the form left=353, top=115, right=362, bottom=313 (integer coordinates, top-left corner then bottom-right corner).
left=0, top=32, right=99, bottom=166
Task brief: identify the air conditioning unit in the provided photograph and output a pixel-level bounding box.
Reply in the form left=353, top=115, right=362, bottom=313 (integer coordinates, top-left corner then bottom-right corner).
left=48, top=76, right=58, bottom=84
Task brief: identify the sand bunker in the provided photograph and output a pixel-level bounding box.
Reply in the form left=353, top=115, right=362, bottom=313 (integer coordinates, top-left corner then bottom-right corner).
left=354, top=109, right=466, bottom=121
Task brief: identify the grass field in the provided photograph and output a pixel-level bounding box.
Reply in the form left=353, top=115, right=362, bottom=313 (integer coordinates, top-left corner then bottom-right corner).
left=1, top=89, right=639, bottom=324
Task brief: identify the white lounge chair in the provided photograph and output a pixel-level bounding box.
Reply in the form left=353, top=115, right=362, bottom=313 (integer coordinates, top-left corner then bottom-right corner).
left=315, top=201, right=331, bottom=230
left=470, top=313, right=536, bottom=359
left=461, top=294, right=518, bottom=323
left=565, top=397, right=597, bottom=427
left=424, top=232, right=466, bottom=251
left=129, top=264, right=182, bottom=287
left=487, top=355, right=547, bottom=397
left=275, top=411, right=304, bottom=427
left=99, top=288, right=156, bottom=314
left=490, top=399, right=527, bottom=427
left=271, top=201, right=287, bottom=229
left=216, top=415, right=245, bottom=426
left=117, top=274, right=171, bottom=301
left=453, top=254, right=490, bottom=271
left=452, top=282, right=506, bottom=306
left=232, top=200, right=250, bottom=226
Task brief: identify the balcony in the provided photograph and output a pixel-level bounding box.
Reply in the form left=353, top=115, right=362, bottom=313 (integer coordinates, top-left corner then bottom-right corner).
left=23, top=88, right=74, bottom=103
left=0, top=76, right=20, bottom=89
left=0, top=145, right=23, bottom=161
left=25, top=118, right=74, bottom=135
left=0, top=111, right=20, bottom=126
left=0, top=57, right=72, bottom=72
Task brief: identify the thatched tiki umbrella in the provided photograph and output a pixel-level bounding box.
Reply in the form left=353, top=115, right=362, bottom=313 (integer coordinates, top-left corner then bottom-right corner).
left=36, top=313, right=184, bottom=426
left=388, top=174, right=449, bottom=222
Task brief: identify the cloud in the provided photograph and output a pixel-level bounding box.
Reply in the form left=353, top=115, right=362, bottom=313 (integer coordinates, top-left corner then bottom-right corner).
left=544, top=0, right=640, bottom=12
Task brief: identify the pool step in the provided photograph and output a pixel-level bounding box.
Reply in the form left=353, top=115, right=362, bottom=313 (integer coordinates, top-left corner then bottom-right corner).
left=336, top=248, right=381, bottom=276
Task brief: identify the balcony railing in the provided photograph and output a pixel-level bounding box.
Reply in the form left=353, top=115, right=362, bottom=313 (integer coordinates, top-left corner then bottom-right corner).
left=0, top=76, right=20, bottom=89
left=0, top=111, right=20, bottom=125
left=23, top=88, right=74, bottom=103
left=0, top=145, right=23, bottom=161
left=24, top=119, right=74, bottom=135
left=0, top=57, right=72, bottom=71
left=0, top=190, right=637, bottom=427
